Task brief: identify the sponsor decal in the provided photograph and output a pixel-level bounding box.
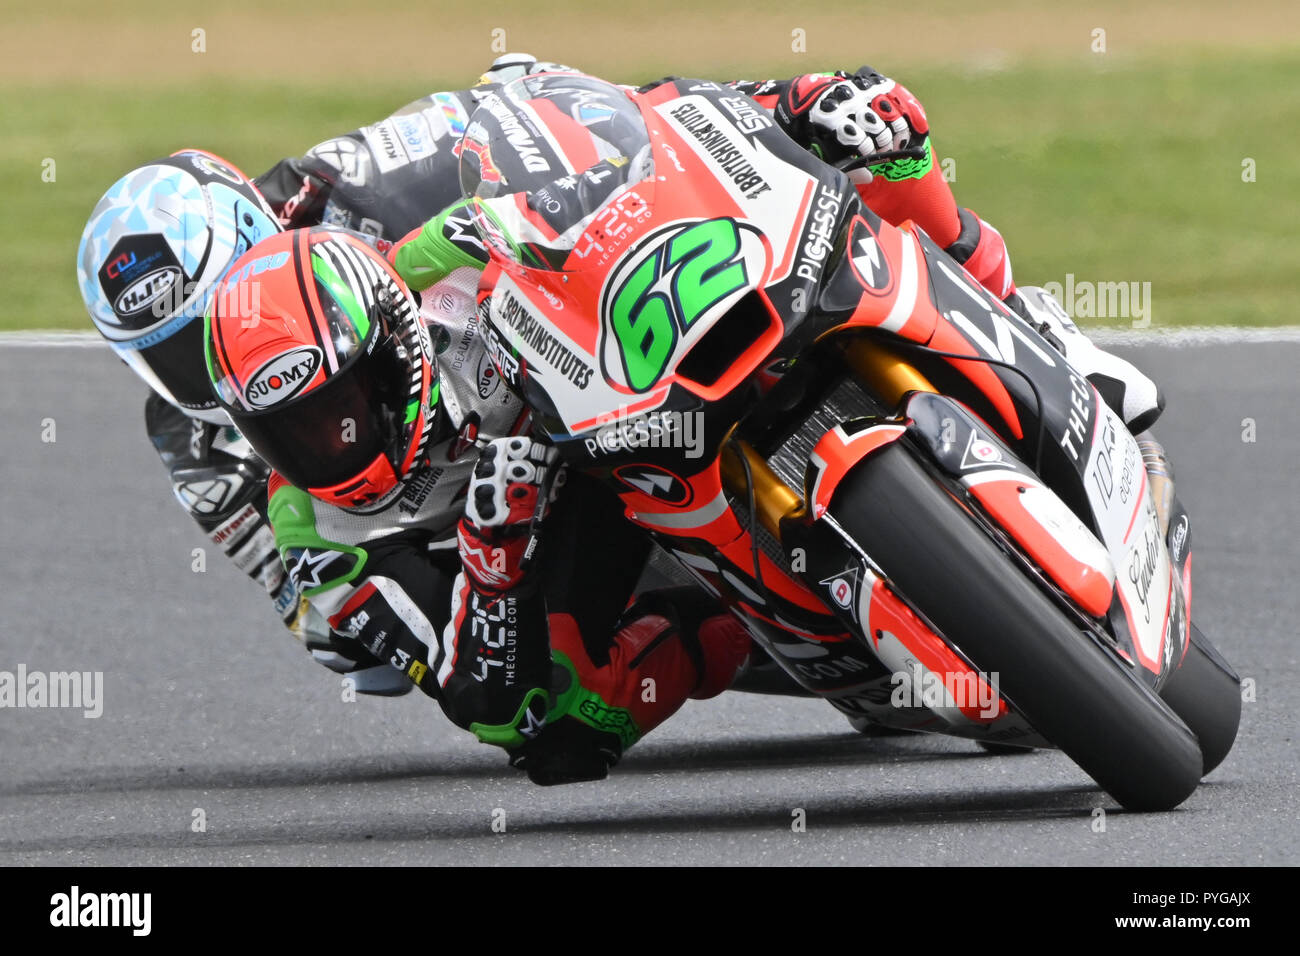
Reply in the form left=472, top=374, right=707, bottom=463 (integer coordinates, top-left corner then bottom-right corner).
left=1118, top=435, right=1138, bottom=504
left=449, top=411, right=481, bottom=462
left=1058, top=368, right=1095, bottom=463
left=476, top=351, right=499, bottom=399
left=793, top=652, right=874, bottom=685
left=210, top=502, right=259, bottom=548
left=572, top=188, right=652, bottom=265
left=1090, top=414, right=1118, bottom=502
left=392, top=113, right=436, bottom=162
left=398, top=464, right=442, bottom=516
left=364, top=119, right=408, bottom=174
left=230, top=525, right=275, bottom=575
left=307, top=136, right=369, bottom=186
left=243, top=346, right=323, bottom=409
left=105, top=251, right=137, bottom=280
left=482, top=95, right=551, bottom=173
left=795, top=183, right=843, bottom=283
left=97, top=233, right=182, bottom=330
left=321, top=203, right=354, bottom=228
left=344, top=608, right=370, bottom=637
left=483, top=323, right=522, bottom=389
left=819, top=565, right=864, bottom=620
left=584, top=408, right=705, bottom=460
left=848, top=217, right=893, bottom=294
left=666, top=101, right=772, bottom=199
left=718, top=95, right=775, bottom=135
left=272, top=577, right=298, bottom=617
left=452, top=136, right=502, bottom=183
left=445, top=300, right=480, bottom=371
left=1169, top=513, right=1190, bottom=566
left=433, top=92, right=469, bottom=135
left=1127, top=510, right=1163, bottom=624
left=224, top=250, right=289, bottom=287
left=468, top=591, right=519, bottom=686
left=661, top=142, right=686, bottom=172
left=190, top=153, right=243, bottom=185
left=496, top=290, right=593, bottom=388
left=288, top=547, right=344, bottom=590
left=960, top=430, right=1003, bottom=470
left=114, top=266, right=182, bottom=316
left=442, top=210, right=486, bottom=257
left=578, top=697, right=637, bottom=745
left=175, top=474, right=243, bottom=516
left=614, top=464, right=693, bottom=505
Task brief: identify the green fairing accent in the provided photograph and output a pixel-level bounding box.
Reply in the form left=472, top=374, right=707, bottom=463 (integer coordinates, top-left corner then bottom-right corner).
left=266, top=483, right=368, bottom=595
left=547, top=651, right=642, bottom=749
left=311, top=254, right=371, bottom=338
left=393, top=204, right=487, bottom=292
left=404, top=400, right=418, bottom=424
left=872, top=136, right=935, bottom=182
left=470, top=687, right=551, bottom=749
left=201, top=306, right=219, bottom=384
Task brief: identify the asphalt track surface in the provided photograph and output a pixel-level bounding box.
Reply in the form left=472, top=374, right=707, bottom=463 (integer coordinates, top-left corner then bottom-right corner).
left=0, top=340, right=1295, bottom=866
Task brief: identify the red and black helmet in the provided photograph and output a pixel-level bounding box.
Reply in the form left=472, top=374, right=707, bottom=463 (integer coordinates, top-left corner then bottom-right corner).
left=203, top=227, right=439, bottom=512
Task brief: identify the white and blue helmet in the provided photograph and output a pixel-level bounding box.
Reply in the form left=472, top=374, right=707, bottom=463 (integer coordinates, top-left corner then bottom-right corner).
left=76, top=150, right=281, bottom=423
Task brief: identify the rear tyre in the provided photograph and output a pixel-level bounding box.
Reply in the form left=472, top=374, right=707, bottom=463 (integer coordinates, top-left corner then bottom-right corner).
left=1158, top=623, right=1241, bottom=775
left=834, top=442, right=1203, bottom=811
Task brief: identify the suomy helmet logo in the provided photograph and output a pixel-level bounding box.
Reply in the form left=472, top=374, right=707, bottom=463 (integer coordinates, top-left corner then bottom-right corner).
left=244, top=347, right=323, bottom=409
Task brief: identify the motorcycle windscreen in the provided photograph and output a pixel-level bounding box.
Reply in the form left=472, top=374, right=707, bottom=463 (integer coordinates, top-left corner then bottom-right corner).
left=457, top=73, right=655, bottom=270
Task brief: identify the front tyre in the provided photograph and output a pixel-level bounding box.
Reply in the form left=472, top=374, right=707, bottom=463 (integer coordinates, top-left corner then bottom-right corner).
left=833, top=442, right=1203, bottom=811
left=1158, top=623, right=1241, bottom=775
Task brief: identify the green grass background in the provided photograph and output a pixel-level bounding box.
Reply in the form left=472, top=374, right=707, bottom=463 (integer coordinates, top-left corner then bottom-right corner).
left=5, top=43, right=1298, bottom=330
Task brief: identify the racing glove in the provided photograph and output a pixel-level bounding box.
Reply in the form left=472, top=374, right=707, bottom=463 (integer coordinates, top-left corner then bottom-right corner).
left=457, top=436, right=564, bottom=593
left=775, top=67, right=930, bottom=181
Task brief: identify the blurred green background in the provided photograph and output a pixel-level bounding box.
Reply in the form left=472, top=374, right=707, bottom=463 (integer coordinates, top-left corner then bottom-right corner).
left=3, top=0, right=1298, bottom=330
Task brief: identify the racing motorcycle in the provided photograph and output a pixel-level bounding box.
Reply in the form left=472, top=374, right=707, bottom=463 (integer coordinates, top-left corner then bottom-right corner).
left=455, top=72, right=1240, bottom=810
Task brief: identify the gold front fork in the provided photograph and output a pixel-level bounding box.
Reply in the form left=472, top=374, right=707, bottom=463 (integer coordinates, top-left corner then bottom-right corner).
left=719, top=440, right=802, bottom=541
left=840, top=337, right=937, bottom=405
left=719, top=336, right=937, bottom=543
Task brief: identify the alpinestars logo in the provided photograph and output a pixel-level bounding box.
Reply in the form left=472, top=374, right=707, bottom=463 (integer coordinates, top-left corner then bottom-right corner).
left=290, top=548, right=342, bottom=589
left=442, top=210, right=486, bottom=256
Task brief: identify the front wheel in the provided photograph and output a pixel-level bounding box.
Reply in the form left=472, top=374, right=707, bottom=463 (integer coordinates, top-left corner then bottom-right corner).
left=1158, top=623, right=1241, bottom=775
left=832, top=442, right=1203, bottom=811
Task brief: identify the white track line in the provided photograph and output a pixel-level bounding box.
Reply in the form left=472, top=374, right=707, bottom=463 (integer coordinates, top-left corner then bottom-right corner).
left=1090, top=326, right=1300, bottom=347
left=3, top=326, right=1300, bottom=349
left=0, top=331, right=103, bottom=348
